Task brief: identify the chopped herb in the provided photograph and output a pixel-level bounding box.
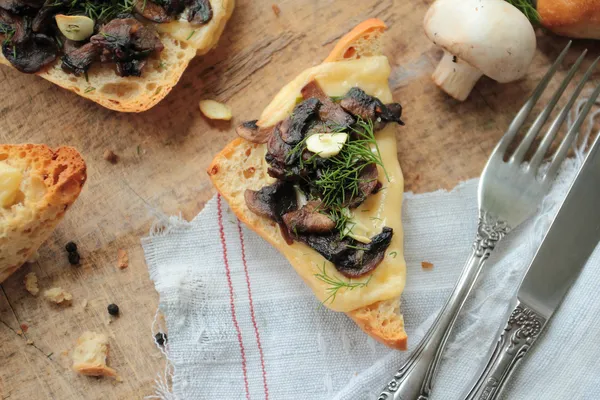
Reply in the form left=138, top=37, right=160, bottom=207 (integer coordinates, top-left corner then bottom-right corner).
left=47, top=352, right=54, bottom=358
left=186, top=30, right=196, bottom=40
left=84, top=86, right=95, bottom=93
left=158, top=61, right=166, bottom=70
left=505, top=0, right=540, bottom=24
left=136, top=145, right=141, bottom=155
left=84, top=71, right=89, bottom=83
left=1, top=25, right=15, bottom=45
left=389, top=251, right=397, bottom=258
left=370, top=217, right=383, bottom=222
left=330, top=95, right=345, bottom=102
left=314, top=263, right=372, bottom=304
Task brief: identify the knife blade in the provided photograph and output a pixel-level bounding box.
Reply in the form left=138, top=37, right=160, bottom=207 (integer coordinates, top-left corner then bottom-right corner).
left=463, top=134, right=600, bottom=400
left=518, top=141, right=600, bottom=318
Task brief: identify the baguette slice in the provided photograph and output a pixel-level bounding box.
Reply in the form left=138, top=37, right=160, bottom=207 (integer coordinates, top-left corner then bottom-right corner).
left=209, top=20, right=407, bottom=350
left=0, top=0, right=234, bottom=112
left=0, top=144, right=86, bottom=282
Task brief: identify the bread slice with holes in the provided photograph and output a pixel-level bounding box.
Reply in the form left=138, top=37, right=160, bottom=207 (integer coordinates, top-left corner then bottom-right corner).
left=0, top=0, right=234, bottom=113
left=208, top=19, right=408, bottom=350
left=0, top=144, right=86, bottom=282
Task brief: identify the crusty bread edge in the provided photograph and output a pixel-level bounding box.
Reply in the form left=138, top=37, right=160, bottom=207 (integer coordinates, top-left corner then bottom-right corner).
left=0, top=144, right=87, bottom=282
left=0, top=0, right=234, bottom=113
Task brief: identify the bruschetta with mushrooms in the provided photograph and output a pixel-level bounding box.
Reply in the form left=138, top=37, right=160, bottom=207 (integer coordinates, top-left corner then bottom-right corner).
left=209, top=19, right=409, bottom=350
left=0, top=0, right=233, bottom=112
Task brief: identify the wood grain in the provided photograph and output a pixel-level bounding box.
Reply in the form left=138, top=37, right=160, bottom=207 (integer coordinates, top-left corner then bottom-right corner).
left=1, top=0, right=599, bottom=399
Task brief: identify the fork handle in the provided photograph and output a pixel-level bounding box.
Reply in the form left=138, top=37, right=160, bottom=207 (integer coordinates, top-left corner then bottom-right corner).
left=378, top=211, right=509, bottom=400
left=462, top=300, right=547, bottom=400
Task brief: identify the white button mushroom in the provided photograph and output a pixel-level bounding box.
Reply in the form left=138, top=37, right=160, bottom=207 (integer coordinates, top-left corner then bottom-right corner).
left=424, top=0, right=537, bottom=101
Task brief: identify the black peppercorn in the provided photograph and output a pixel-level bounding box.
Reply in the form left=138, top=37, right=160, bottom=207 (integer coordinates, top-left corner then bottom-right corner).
left=68, top=251, right=80, bottom=265
left=107, top=303, right=119, bottom=316
left=155, top=332, right=167, bottom=346
left=65, top=242, right=77, bottom=253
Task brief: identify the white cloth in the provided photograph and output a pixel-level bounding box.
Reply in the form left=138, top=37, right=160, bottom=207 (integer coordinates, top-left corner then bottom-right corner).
left=141, top=153, right=600, bottom=400
left=142, top=96, right=600, bottom=399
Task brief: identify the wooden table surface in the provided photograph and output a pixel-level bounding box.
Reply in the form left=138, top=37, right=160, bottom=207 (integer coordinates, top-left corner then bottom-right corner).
left=1, top=0, right=598, bottom=398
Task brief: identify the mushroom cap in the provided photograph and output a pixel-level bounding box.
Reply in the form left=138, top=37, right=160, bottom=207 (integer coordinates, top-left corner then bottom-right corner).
left=424, top=0, right=537, bottom=83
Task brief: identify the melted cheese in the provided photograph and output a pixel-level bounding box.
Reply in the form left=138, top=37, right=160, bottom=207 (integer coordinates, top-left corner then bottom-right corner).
left=0, top=161, right=22, bottom=208
left=257, top=57, right=406, bottom=313
left=154, top=0, right=233, bottom=52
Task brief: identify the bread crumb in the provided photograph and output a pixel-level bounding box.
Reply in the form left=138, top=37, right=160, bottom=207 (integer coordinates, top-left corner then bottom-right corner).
left=272, top=4, right=281, bottom=16
left=72, top=331, right=117, bottom=377
left=26, top=339, right=34, bottom=345
left=117, top=249, right=128, bottom=270
left=81, top=299, right=88, bottom=309
left=24, top=272, right=39, bottom=296
left=421, top=261, right=434, bottom=269
left=199, top=99, right=232, bottom=121
left=16, top=329, right=23, bottom=335
left=20, top=323, right=29, bottom=333
left=103, top=150, right=118, bottom=164
left=44, top=287, right=73, bottom=305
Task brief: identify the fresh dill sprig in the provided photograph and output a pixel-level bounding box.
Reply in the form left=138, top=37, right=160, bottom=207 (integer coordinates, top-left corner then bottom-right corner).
left=311, top=118, right=388, bottom=233
left=314, top=263, right=372, bottom=304
left=84, top=86, right=95, bottom=93
left=0, top=24, right=15, bottom=45
left=186, top=30, right=196, bottom=40
left=505, top=0, right=539, bottom=24
left=64, top=0, right=135, bottom=23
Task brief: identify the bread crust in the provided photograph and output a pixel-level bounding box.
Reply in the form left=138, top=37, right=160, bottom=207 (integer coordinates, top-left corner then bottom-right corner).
left=0, top=0, right=234, bottom=112
left=0, top=144, right=86, bottom=282
left=538, top=0, right=600, bottom=39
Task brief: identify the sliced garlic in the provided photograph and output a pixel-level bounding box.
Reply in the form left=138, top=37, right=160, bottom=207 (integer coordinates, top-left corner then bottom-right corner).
left=339, top=208, right=372, bottom=244
left=55, top=14, right=95, bottom=41
left=294, top=185, right=308, bottom=208
left=199, top=100, right=233, bottom=121
left=306, top=132, right=348, bottom=158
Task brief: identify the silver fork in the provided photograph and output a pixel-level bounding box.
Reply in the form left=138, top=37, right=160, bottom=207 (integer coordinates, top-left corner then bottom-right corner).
left=378, top=41, right=600, bottom=400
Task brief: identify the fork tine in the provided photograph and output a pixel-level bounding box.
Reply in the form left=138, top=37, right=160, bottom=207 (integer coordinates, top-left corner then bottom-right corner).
left=511, top=50, right=587, bottom=164
left=530, top=56, right=600, bottom=172
left=493, top=41, right=572, bottom=157
left=544, top=82, right=600, bottom=180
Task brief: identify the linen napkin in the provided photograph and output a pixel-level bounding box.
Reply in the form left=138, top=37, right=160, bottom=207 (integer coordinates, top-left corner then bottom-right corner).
left=142, top=110, right=600, bottom=400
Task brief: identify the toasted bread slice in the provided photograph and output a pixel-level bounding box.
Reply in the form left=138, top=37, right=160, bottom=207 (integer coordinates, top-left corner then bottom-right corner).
left=0, top=144, right=86, bottom=282
left=209, top=20, right=408, bottom=350
left=0, top=0, right=234, bottom=112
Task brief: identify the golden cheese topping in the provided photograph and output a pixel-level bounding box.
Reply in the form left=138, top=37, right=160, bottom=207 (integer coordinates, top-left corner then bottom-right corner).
left=0, top=161, right=22, bottom=208
left=154, top=0, right=234, bottom=52
left=256, top=56, right=406, bottom=313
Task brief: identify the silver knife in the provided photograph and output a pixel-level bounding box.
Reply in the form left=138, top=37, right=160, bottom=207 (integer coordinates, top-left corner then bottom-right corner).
left=462, top=134, right=600, bottom=400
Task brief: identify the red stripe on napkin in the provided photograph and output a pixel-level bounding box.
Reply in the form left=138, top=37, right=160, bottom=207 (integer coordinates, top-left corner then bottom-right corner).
left=218, top=195, right=251, bottom=400
left=237, top=220, right=270, bottom=400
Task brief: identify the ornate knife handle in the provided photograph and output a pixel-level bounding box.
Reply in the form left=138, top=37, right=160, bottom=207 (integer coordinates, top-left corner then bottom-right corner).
left=378, top=212, right=509, bottom=400
left=462, top=301, right=546, bottom=400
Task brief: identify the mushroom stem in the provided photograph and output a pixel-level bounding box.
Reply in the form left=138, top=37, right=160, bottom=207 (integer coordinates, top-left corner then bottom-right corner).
left=432, top=51, right=484, bottom=101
